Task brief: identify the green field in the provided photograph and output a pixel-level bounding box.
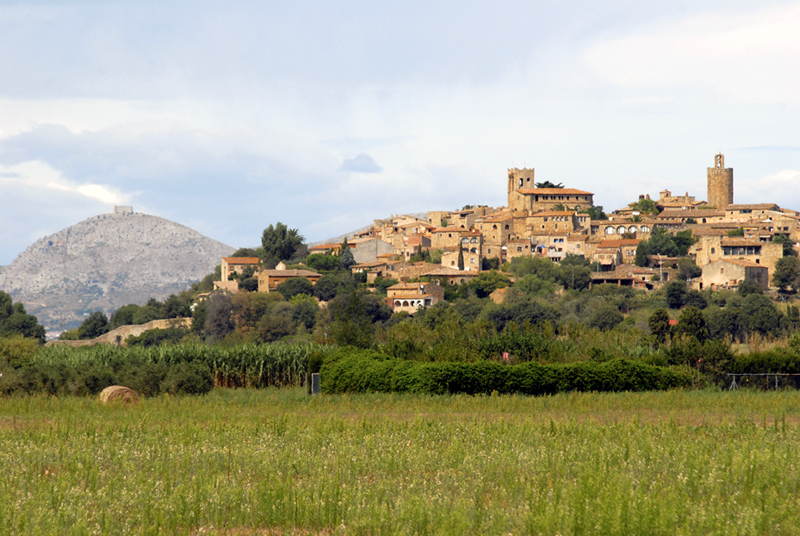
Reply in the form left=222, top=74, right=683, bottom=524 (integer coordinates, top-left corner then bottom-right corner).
left=2, top=389, right=800, bottom=535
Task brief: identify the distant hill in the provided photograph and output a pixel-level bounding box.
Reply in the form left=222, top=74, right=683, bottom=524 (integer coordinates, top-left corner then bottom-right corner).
left=0, top=210, right=234, bottom=332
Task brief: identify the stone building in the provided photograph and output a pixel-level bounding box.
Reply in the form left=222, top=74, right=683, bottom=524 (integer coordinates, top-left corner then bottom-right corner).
left=507, top=168, right=594, bottom=213
left=386, top=282, right=445, bottom=314
left=441, top=250, right=481, bottom=271
left=220, top=257, right=260, bottom=281
left=690, top=236, right=783, bottom=276
left=707, top=154, right=734, bottom=209
left=701, top=259, right=769, bottom=291
left=257, top=269, right=322, bottom=293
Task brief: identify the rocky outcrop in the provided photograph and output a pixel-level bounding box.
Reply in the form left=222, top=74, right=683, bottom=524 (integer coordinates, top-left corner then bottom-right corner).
left=0, top=211, right=233, bottom=332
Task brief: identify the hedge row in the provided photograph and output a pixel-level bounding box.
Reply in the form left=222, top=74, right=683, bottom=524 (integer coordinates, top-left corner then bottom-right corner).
left=0, top=359, right=214, bottom=397
left=320, top=350, right=693, bottom=395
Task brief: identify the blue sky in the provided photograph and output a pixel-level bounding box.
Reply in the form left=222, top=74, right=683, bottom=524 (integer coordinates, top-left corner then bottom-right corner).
left=1, top=0, right=799, bottom=265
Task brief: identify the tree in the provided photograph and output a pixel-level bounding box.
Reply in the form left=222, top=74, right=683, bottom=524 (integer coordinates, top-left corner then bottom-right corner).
left=737, top=280, right=763, bottom=297
left=648, top=309, right=671, bottom=344
left=290, top=295, right=319, bottom=331
left=2, top=312, right=46, bottom=344
left=677, top=258, right=702, bottom=281
left=558, top=254, right=592, bottom=291
left=587, top=305, right=624, bottom=331
left=674, top=306, right=709, bottom=343
left=314, top=273, right=356, bottom=301
left=773, top=234, right=797, bottom=257
left=646, top=227, right=680, bottom=257
left=741, top=294, right=782, bottom=336
left=305, top=253, right=340, bottom=272
left=256, top=302, right=295, bottom=342
left=634, top=243, right=649, bottom=267
left=339, top=238, right=356, bottom=271
left=727, top=227, right=745, bottom=237
left=672, top=230, right=696, bottom=256
left=705, top=306, right=741, bottom=340
left=261, top=222, right=304, bottom=262
left=685, top=290, right=708, bottom=310
left=469, top=270, right=511, bottom=298
left=77, top=311, right=109, bottom=340
left=535, top=181, right=563, bottom=188
left=773, top=256, right=800, bottom=292
left=0, top=293, right=46, bottom=344
left=580, top=206, right=607, bottom=220
left=457, top=248, right=465, bottom=270
left=204, top=292, right=235, bottom=341
left=481, top=257, right=500, bottom=271
left=276, top=277, right=315, bottom=300
left=664, top=281, right=688, bottom=309
left=109, top=304, right=141, bottom=329
left=326, top=291, right=377, bottom=348
left=629, top=198, right=659, bottom=215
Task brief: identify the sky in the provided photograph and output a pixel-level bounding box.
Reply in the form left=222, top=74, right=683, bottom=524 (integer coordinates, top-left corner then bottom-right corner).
left=1, top=0, right=799, bottom=265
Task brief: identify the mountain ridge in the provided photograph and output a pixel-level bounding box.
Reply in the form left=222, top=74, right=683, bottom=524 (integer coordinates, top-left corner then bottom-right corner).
left=0, top=210, right=234, bottom=332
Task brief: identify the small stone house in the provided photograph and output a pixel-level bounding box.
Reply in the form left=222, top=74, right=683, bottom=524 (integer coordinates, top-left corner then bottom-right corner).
left=257, top=269, right=322, bottom=293
left=220, top=257, right=260, bottom=281
left=701, top=259, right=769, bottom=291
left=386, top=282, right=445, bottom=314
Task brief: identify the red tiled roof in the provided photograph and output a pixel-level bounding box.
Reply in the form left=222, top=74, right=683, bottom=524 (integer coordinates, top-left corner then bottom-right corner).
left=517, top=188, right=593, bottom=195
left=223, top=257, right=260, bottom=264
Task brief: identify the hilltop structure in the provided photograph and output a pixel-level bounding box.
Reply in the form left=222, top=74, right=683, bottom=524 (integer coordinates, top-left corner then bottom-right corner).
left=707, top=153, right=734, bottom=209
left=216, top=152, right=796, bottom=310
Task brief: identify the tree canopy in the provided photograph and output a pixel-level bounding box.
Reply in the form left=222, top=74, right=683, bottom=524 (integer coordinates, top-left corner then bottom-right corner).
left=261, top=222, right=304, bottom=262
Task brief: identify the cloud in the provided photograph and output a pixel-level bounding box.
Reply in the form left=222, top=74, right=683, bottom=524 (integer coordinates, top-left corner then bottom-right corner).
left=581, top=5, right=800, bottom=104
left=338, top=153, right=383, bottom=173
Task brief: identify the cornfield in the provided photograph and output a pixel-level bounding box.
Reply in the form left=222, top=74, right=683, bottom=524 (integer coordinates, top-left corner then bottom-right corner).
left=33, top=343, right=331, bottom=388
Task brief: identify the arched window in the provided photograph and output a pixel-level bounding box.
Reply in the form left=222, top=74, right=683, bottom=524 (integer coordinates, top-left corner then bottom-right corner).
left=504, top=224, right=509, bottom=229
left=628, top=226, right=638, bottom=233
left=640, top=225, right=650, bottom=232
left=617, top=226, right=626, bottom=234
left=605, top=227, right=616, bottom=234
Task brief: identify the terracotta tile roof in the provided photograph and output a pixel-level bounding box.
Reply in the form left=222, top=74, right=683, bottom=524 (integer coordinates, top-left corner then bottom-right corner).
left=726, top=203, right=780, bottom=211
left=259, top=269, right=321, bottom=277
left=597, top=239, right=641, bottom=248
left=223, top=257, right=260, bottom=264
left=530, top=211, right=576, bottom=217
left=720, top=238, right=764, bottom=246
left=710, top=259, right=763, bottom=268
left=517, top=188, right=593, bottom=195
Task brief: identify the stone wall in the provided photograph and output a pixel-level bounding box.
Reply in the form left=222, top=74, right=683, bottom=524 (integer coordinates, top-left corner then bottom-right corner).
left=46, top=318, right=192, bottom=347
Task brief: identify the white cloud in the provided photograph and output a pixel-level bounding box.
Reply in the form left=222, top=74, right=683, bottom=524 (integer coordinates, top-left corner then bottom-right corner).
left=582, top=5, right=800, bottom=104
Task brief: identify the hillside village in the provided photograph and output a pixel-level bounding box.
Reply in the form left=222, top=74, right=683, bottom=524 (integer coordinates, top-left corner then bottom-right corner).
left=213, top=153, right=798, bottom=314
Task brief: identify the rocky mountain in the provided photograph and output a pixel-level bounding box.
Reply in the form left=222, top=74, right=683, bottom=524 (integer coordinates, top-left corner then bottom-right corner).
left=0, top=210, right=234, bottom=332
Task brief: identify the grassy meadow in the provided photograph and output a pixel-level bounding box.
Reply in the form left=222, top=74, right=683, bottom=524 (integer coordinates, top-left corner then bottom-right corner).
left=2, top=388, right=800, bottom=535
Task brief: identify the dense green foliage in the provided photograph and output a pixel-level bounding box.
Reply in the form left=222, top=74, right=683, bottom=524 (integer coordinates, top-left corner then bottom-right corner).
left=0, top=291, right=45, bottom=343
left=321, top=349, right=691, bottom=395
left=0, top=343, right=327, bottom=396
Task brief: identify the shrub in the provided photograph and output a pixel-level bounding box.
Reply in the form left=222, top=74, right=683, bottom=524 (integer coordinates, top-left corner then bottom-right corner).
left=320, top=350, right=691, bottom=395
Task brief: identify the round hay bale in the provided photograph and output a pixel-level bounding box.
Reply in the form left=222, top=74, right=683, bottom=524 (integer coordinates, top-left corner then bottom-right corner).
left=99, top=385, right=139, bottom=406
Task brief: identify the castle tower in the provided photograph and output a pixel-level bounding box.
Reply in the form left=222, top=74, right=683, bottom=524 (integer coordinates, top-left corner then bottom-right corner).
left=507, top=168, right=534, bottom=211
left=707, top=154, right=733, bottom=209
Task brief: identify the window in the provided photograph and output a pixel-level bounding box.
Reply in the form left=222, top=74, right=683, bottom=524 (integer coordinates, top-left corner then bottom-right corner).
left=470, top=258, right=475, bottom=264
left=517, top=247, right=522, bottom=252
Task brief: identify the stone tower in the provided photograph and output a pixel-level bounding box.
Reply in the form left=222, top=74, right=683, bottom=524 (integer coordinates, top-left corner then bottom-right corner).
left=507, top=168, right=535, bottom=211
left=707, top=154, right=733, bottom=209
